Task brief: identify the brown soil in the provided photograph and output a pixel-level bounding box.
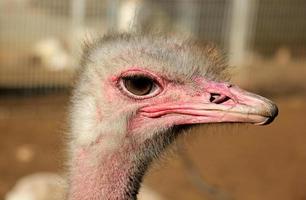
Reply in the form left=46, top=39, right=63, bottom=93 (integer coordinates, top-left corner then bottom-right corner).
left=0, top=93, right=306, bottom=200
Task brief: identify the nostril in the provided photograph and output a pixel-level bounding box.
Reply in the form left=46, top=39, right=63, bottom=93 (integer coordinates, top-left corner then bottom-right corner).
left=209, top=93, right=219, bottom=102
left=210, top=93, right=231, bottom=104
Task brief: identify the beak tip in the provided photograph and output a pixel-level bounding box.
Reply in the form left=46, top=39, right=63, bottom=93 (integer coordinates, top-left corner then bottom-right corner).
left=260, top=103, right=279, bottom=125
left=271, top=103, right=279, bottom=117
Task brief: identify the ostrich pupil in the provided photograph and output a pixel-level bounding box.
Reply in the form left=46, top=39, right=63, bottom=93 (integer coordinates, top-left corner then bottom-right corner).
left=123, top=76, right=154, bottom=96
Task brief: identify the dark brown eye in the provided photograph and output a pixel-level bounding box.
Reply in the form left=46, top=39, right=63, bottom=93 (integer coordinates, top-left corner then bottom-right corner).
left=123, top=76, right=154, bottom=96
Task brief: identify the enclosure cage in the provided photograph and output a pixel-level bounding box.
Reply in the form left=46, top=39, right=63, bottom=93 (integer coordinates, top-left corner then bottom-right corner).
left=0, top=0, right=305, bottom=91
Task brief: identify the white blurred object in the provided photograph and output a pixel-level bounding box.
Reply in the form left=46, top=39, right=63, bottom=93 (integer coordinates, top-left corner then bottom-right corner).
left=5, top=173, right=66, bottom=200
left=228, top=0, right=258, bottom=67
left=116, top=0, right=170, bottom=33
left=5, top=172, right=164, bottom=200
left=32, top=38, right=73, bottom=71
left=118, top=0, right=140, bottom=32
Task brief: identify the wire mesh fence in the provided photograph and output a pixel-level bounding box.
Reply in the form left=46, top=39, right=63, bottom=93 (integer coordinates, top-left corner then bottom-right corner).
left=0, top=0, right=305, bottom=90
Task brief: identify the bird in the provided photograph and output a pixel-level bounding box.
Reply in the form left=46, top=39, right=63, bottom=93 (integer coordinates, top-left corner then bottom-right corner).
left=67, top=33, right=278, bottom=200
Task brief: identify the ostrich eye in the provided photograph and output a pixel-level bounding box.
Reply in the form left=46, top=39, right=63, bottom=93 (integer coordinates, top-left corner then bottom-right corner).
left=123, top=76, right=154, bottom=96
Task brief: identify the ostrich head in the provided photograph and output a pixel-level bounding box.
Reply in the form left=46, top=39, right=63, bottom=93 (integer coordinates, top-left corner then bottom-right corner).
left=68, top=34, right=278, bottom=200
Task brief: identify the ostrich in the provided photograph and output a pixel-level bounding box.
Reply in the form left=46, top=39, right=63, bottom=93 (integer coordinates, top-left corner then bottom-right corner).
left=67, top=33, right=278, bottom=200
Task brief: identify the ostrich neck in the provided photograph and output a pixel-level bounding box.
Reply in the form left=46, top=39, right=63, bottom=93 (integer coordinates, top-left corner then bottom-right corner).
left=68, top=140, right=148, bottom=200
left=68, top=127, right=180, bottom=200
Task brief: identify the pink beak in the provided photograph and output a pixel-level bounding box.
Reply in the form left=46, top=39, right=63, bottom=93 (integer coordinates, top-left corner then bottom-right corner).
left=140, top=81, right=278, bottom=126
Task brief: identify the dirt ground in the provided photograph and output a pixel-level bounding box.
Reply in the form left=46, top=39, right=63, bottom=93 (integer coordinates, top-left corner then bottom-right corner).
left=0, top=91, right=305, bottom=200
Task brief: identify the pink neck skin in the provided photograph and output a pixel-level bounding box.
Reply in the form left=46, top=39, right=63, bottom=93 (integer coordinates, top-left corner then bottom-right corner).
left=68, top=141, right=142, bottom=200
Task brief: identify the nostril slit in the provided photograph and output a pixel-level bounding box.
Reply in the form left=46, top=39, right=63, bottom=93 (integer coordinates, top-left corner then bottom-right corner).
left=210, top=93, right=231, bottom=104
left=209, top=93, right=219, bottom=102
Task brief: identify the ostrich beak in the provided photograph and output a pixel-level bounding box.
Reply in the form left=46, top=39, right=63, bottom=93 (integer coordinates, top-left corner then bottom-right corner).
left=140, top=82, right=278, bottom=126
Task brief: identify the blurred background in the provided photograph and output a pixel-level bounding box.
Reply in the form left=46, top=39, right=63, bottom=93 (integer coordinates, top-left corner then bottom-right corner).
left=0, top=0, right=305, bottom=200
